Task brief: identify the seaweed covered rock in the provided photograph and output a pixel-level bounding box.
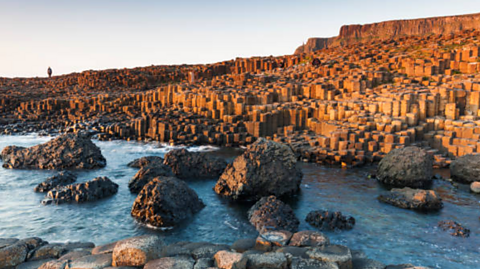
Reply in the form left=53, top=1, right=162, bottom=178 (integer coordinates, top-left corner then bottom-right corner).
left=34, top=171, right=77, bottom=193
left=215, top=138, right=303, bottom=201
left=248, top=196, right=299, bottom=233
left=131, top=177, right=205, bottom=227
left=306, top=210, right=355, bottom=231
left=438, top=221, right=470, bottom=238
left=450, top=154, right=480, bottom=184
left=42, top=177, right=118, bottom=205
left=377, top=146, right=433, bottom=188
left=1, top=133, right=106, bottom=170
left=163, top=149, right=227, bottom=179
left=378, top=187, right=442, bottom=211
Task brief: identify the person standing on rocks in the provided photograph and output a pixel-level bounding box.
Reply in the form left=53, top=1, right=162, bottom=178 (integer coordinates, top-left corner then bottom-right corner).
left=47, top=67, right=52, bottom=78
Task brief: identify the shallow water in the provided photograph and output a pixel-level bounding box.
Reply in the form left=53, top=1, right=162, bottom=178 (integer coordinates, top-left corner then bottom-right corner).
left=0, top=135, right=479, bottom=268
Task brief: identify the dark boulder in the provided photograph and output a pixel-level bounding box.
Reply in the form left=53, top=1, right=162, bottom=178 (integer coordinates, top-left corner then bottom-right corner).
left=438, top=221, right=470, bottom=238
left=376, top=146, right=433, bottom=188
left=42, top=177, right=118, bottom=205
left=306, top=210, right=355, bottom=231
left=450, top=154, right=480, bottom=184
left=128, top=164, right=173, bottom=193
left=248, top=196, right=299, bottom=233
left=163, top=149, right=227, bottom=179
left=34, top=171, right=77, bottom=193
left=378, top=187, right=443, bottom=211
left=1, top=133, right=106, bottom=170
left=215, top=138, right=303, bottom=201
left=131, top=177, right=205, bottom=227
left=127, top=156, right=164, bottom=168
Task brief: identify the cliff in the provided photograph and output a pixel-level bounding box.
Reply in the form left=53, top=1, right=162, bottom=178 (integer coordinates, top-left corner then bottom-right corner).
left=295, top=12, right=480, bottom=54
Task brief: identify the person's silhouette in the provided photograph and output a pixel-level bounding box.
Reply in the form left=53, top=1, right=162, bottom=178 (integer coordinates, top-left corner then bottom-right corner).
left=47, top=67, right=52, bottom=78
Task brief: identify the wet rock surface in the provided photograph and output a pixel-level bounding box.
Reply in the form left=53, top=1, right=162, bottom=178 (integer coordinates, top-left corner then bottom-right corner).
left=438, top=221, right=470, bottom=238
left=34, top=171, right=77, bottom=193
left=112, top=235, right=164, bottom=267
left=1, top=133, right=106, bottom=170
left=305, top=210, right=355, bottom=231
left=42, top=176, right=118, bottom=205
left=128, top=163, right=173, bottom=193
left=378, top=187, right=443, bottom=211
left=131, top=177, right=205, bottom=227
left=163, top=149, right=227, bottom=179
left=215, top=138, right=303, bottom=201
left=376, top=147, right=433, bottom=188
left=450, top=154, right=480, bottom=184
left=248, top=196, right=300, bottom=233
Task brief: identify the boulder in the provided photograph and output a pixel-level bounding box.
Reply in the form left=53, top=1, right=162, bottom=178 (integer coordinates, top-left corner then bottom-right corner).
left=450, top=154, right=480, bottom=183
left=34, top=171, right=77, bottom=193
left=352, top=258, right=386, bottom=269
left=230, top=239, right=256, bottom=253
left=376, top=147, right=433, bottom=188
left=163, top=149, right=227, bottom=179
left=16, top=259, right=54, bottom=269
left=214, top=138, right=303, bottom=201
left=1, top=133, right=106, bottom=170
left=257, top=230, right=293, bottom=247
left=67, top=253, right=112, bottom=269
left=307, top=245, right=352, bottom=269
left=112, top=235, right=165, bottom=267
left=305, top=210, right=355, bottom=231
left=131, top=177, right=205, bottom=227
left=438, top=221, right=470, bottom=238
left=471, top=182, right=480, bottom=193
left=191, top=244, right=230, bottom=260
left=38, top=260, right=68, bottom=269
left=128, top=164, right=173, bottom=193
left=144, top=256, right=195, bottom=269
left=127, top=156, right=164, bottom=168
left=91, top=242, right=117, bottom=255
left=213, top=251, right=247, bottom=269
left=288, top=231, right=330, bottom=247
left=0, top=242, right=28, bottom=269
left=28, top=243, right=67, bottom=261
left=42, top=177, right=118, bottom=205
left=247, top=196, right=300, bottom=233
left=378, top=187, right=443, bottom=211
left=0, top=238, right=19, bottom=249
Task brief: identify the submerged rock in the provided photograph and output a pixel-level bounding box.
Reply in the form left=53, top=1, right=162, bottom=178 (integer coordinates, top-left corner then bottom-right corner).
left=438, top=221, right=470, bottom=238
left=450, top=154, right=480, bottom=184
left=378, top=187, right=443, bottom=211
left=288, top=231, right=330, bottom=247
left=376, top=146, right=433, bottom=188
left=131, top=177, right=205, bottom=227
left=1, top=133, right=106, bottom=170
left=127, top=156, right=164, bottom=168
left=306, top=210, right=355, bottom=231
left=42, top=177, right=118, bottom=205
left=215, top=138, right=303, bottom=201
left=34, top=171, right=77, bottom=193
left=128, top=164, right=173, bottom=193
left=163, top=148, right=227, bottom=179
left=248, top=196, right=299, bottom=233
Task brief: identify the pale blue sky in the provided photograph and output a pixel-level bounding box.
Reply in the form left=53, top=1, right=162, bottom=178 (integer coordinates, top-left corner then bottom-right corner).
left=1, top=0, right=479, bottom=77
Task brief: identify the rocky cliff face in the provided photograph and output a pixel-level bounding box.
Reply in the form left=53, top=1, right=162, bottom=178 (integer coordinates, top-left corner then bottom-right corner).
left=295, top=12, right=480, bottom=54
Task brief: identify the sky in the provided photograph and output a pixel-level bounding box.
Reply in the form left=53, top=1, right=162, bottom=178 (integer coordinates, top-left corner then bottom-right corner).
left=1, top=0, right=479, bottom=78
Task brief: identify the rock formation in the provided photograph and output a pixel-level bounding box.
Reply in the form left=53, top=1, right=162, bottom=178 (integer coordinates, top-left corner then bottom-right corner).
left=378, top=187, right=443, bottom=211
left=128, top=163, right=173, bottom=193
left=450, top=154, right=480, bottom=183
left=163, top=148, right=227, bottom=179
left=127, top=156, right=164, bottom=168
left=215, top=138, right=303, bottom=201
left=1, top=133, right=106, bottom=170
left=42, top=177, right=118, bottom=205
left=376, top=146, right=433, bottom=188
left=247, top=196, right=300, bottom=233
left=34, top=171, right=77, bottom=193
left=131, top=177, right=205, bottom=227
left=295, top=12, right=480, bottom=54
left=306, top=210, right=355, bottom=231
